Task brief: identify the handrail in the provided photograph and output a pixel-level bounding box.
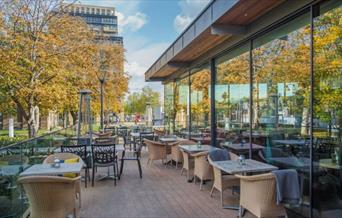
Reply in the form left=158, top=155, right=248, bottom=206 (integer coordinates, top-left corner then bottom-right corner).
left=0, top=125, right=76, bottom=151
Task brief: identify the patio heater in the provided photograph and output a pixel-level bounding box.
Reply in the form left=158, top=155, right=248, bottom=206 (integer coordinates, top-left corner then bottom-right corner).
left=77, top=89, right=93, bottom=139
left=145, top=102, right=153, bottom=127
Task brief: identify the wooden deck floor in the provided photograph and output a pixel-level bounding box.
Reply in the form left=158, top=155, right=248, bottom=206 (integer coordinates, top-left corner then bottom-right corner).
left=80, top=151, right=255, bottom=218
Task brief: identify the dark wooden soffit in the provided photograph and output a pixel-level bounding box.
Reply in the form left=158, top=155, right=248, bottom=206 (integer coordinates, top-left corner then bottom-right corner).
left=146, top=0, right=285, bottom=81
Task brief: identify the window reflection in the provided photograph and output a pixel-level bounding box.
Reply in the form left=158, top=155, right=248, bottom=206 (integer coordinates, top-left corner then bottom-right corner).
left=190, top=66, right=210, bottom=141
left=313, top=4, right=342, bottom=217
left=215, top=44, right=250, bottom=151
left=175, top=76, right=189, bottom=134
left=164, top=83, right=175, bottom=134
left=253, top=13, right=311, bottom=216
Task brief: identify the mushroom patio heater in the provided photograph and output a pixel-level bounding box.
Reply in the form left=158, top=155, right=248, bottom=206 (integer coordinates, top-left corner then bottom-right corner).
left=77, top=89, right=93, bottom=139
left=145, top=102, right=153, bottom=127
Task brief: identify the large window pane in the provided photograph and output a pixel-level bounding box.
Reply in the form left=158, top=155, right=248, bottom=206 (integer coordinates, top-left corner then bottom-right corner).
left=175, top=76, right=189, bottom=134
left=313, top=2, right=342, bottom=217
left=215, top=44, right=250, bottom=150
left=190, top=65, right=210, bottom=140
left=253, top=13, right=311, bottom=217
left=164, top=82, right=175, bottom=133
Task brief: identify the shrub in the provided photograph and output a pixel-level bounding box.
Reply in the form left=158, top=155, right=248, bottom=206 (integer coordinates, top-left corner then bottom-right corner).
left=0, top=136, right=27, bottom=147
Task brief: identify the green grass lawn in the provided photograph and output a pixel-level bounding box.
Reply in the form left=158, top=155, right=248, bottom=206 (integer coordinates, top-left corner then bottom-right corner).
left=0, top=129, right=50, bottom=137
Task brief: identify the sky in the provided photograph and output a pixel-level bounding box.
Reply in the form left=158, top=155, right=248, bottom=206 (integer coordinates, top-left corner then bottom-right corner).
left=78, top=0, right=211, bottom=95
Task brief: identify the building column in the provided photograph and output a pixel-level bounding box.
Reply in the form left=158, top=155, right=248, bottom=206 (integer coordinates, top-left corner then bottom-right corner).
left=210, top=58, right=217, bottom=147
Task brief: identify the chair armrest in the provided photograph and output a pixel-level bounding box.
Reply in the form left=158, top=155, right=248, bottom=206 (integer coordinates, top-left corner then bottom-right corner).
left=235, top=173, right=274, bottom=181
left=169, top=141, right=180, bottom=146
left=191, top=151, right=208, bottom=157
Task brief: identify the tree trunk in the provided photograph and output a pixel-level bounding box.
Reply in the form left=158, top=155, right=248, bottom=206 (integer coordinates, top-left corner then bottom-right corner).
left=28, top=105, right=40, bottom=138
left=70, top=111, right=77, bottom=126
left=301, top=107, right=309, bottom=136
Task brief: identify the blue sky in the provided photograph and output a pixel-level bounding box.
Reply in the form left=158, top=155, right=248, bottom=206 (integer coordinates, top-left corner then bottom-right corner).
left=77, top=0, right=211, bottom=94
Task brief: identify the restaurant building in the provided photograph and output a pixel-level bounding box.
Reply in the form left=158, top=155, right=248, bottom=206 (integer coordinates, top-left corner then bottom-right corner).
left=145, top=0, right=342, bottom=217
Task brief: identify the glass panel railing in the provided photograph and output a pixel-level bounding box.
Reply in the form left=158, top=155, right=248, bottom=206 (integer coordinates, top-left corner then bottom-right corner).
left=0, top=125, right=77, bottom=218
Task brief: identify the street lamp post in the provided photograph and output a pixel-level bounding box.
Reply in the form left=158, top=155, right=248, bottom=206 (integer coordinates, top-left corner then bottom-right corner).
left=99, top=77, right=106, bottom=131
left=98, top=50, right=109, bottom=131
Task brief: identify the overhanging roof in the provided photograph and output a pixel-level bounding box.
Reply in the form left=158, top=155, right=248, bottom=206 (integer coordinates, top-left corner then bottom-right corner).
left=144, top=0, right=285, bottom=82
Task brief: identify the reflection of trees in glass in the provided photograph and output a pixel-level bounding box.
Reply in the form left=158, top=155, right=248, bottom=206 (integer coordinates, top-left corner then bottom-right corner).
left=164, top=83, right=175, bottom=132
left=253, top=23, right=310, bottom=133
left=191, top=69, right=210, bottom=127
left=216, top=50, right=249, bottom=130
left=314, top=7, right=342, bottom=140
left=175, top=78, right=189, bottom=130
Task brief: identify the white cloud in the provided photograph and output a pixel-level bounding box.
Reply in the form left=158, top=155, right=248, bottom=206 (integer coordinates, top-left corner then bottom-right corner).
left=174, top=0, right=211, bottom=33
left=174, top=15, right=193, bottom=33
left=125, top=42, right=169, bottom=92
left=118, top=11, right=148, bottom=32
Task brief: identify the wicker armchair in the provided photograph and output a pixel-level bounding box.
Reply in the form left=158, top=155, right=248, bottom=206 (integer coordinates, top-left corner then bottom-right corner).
left=93, top=131, right=112, bottom=138
left=18, top=176, right=80, bottom=218
left=208, top=151, right=240, bottom=208
left=170, top=141, right=182, bottom=168
left=229, top=151, right=239, bottom=161
left=154, top=128, right=166, bottom=137
left=179, top=140, right=197, bottom=180
left=235, top=173, right=286, bottom=218
left=43, top=153, right=82, bottom=207
left=192, top=151, right=213, bottom=190
left=144, top=139, right=167, bottom=165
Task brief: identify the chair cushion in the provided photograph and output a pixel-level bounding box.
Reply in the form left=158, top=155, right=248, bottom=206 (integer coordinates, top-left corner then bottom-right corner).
left=209, top=149, right=229, bottom=161
left=64, top=158, right=79, bottom=178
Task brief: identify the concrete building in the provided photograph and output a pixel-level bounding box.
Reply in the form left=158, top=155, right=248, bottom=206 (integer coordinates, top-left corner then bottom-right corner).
left=65, top=3, right=123, bottom=45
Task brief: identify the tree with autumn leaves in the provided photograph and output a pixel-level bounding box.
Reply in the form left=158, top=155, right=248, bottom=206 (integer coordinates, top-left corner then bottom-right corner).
left=0, top=0, right=128, bottom=137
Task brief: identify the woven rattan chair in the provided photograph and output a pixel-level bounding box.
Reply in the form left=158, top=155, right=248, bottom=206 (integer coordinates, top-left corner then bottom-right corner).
left=18, top=176, right=80, bottom=218
left=43, top=153, right=82, bottom=207
left=228, top=151, right=239, bottom=161
left=208, top=150, right=240, bottom=208
left=192, top=151, right=213, bottom=190
left=144, top=138, right=167, bottom=165
left=93, top=131, right=112, bottom=138
left=179, top=140, right=197, bottom=180
left=154, top=128, right=166, bottom=137
left=235, top=173, right=287, bottom=218
left=170, top=141, right=182, bottom=169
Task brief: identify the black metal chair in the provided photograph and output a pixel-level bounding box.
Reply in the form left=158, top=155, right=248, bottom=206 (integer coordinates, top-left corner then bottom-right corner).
left=120, top=141, right=142, bottom=179
left=91, top=142, right=118, bottom=186
left=61, top=144, right=90, bottom=187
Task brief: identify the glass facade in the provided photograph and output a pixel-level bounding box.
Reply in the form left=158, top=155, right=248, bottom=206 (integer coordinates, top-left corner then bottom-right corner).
left=163, top=0, right=341, bottom=217
left=190, top=65, right=211, bottom=139
left=312, top=2, right=342, bottom=217
left=215, top=44, right=250, bottom=149
left=174, top=76, right=190, bottom=134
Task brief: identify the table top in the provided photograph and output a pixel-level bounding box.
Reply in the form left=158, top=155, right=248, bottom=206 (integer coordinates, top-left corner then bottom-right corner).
left=272, top=139, right=306, bottom=146
left=223, top=143, right=264, bottom=151
left=319, top=159, right=340, bottom=170
left=179, top=144, right=216, bottom=153
left=20, top=162, right=83, bottom=177
left=212, top=159, right=278, bottom=174
left=54, top=144, right=125, bottom=153
left=269, top=157, right=310, bottom=168
left=130, top=132, right=154, bottom=137
left=181, top=131, right=202, bottom=136
left=159, top=137, right=178, bottom=143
